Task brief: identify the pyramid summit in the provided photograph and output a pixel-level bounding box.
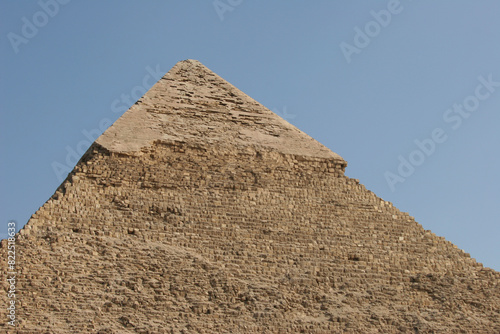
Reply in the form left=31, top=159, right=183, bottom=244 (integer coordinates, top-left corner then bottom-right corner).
left=1, top=60, right=499, bottom=333
left=97, top=59, right=345, bottom=164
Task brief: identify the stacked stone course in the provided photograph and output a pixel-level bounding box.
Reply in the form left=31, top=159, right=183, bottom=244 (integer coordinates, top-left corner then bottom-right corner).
left=1, top=60, right=498, bottom=333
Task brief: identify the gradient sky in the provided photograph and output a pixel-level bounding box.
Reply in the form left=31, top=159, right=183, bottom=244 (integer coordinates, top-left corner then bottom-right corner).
left=1, top=1, right=499, bottom=270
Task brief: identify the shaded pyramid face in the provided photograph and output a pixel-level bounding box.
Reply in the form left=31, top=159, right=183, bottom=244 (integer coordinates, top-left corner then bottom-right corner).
left=1, top=60, right=499, bottom=333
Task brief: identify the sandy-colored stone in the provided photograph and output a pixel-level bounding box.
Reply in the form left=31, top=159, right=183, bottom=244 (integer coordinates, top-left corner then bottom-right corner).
left=97, top=59, right=345, bottom=163
left=0, top=60, right=498, bottom=333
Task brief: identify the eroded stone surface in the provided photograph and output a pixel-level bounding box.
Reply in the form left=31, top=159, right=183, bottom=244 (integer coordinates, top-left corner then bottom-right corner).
left=97, top=59, right=345, bottom=163
left=0, top=60, right=498, bottom=333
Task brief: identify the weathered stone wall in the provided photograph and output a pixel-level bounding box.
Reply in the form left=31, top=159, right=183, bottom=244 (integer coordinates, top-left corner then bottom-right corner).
left=1, top=141, right=498, bottom=333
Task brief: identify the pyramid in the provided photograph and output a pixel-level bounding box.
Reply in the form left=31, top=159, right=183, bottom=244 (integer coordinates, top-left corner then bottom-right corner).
left=1, top=60, right=499, bottom=333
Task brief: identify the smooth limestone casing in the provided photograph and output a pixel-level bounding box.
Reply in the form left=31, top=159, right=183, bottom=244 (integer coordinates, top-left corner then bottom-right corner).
left=1, top=60, right=498, bottom=333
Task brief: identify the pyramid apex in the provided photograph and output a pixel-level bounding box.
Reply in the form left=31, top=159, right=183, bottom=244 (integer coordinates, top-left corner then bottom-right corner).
left=171, top=59, right=211, bottom=71
left=96, top=60, right=346, bottom=165
left=171, top=59, right=204, bottom=68
left=178, top=58, right=202, bottom=64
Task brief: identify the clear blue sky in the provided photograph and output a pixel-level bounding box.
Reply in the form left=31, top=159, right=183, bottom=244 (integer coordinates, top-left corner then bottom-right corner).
left=1, top=1, right=499, bottom=270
